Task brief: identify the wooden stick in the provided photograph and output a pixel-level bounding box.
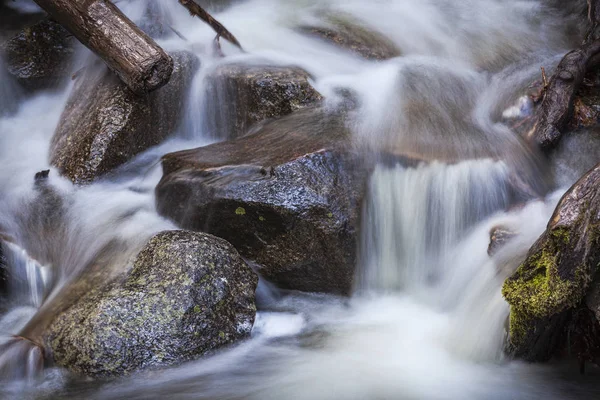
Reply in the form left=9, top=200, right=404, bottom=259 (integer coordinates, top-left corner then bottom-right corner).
left=178, top=0, right=243, bottom=50
left=34, top=0, right=173, bottom=94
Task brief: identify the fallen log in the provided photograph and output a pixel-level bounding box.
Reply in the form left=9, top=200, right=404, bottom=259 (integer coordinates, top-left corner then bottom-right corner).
left=529, top=0, right=600, bottom=151
left=33, top=0, right=173, bottom=94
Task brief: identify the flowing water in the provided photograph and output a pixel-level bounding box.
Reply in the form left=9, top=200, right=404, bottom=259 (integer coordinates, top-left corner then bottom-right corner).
left=1, top=0, right=600, bottom=398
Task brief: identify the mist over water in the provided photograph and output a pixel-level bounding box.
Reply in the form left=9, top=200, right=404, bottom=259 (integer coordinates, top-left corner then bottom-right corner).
left=2, top=0, right=600, bottom=399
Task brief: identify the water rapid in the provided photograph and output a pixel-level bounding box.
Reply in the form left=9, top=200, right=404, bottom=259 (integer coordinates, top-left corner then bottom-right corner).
left=1, top=0, right=600, bottom=399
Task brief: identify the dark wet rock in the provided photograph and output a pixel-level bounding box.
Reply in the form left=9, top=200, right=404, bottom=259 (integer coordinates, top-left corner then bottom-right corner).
left=203, top=64, right=322, bottom=139
left=502, top=163, right=600, bottom=361
left=1, top=19, right=75, bottom=91
left=45, top=230, right=258, bottom=377
left=488, top=226, right=518, bottom=257
left=299, top=13, right=400, bottom=61
left=50, top=51, right=199, bottom=184
left=156, top=108, right=368, bottom=296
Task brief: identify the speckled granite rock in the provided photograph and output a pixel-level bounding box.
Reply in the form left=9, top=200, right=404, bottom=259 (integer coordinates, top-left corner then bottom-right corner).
left=50, top=51, right=199, bottom=184
left=1, top=18, right=75, bottom=91
left=202, top=64, right=322, bottom=139
left=45, top=230, right=258, bottom=377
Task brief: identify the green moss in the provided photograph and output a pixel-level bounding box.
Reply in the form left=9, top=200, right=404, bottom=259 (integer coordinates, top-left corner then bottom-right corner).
left=259, top=216, right=265, bottom=222
left=502, top=227, right=590, bottom=349
left=235, top=207, right=246, bottom=216
left=327, top=212, right=333, bottom=218
left=193, top=305, right=202, bottom=313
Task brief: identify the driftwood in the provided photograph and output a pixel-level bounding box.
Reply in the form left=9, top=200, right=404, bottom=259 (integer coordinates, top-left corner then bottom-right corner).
left=529, top=0, right=600, bottom=151
left=33, top=0, right=173, bottom=94
left=178, top=0, right=243, bottom=50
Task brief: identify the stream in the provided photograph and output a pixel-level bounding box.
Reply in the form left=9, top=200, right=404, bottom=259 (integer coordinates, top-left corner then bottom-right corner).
left=1, top=0, right=600, bottom=399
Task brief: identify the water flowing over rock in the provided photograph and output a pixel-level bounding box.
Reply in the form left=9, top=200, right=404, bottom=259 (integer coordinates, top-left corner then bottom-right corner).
left=45, top=230, right=258, bottom=377
left=157, top=108, right=367, bottom=295
left=202, top=64, right=322, bottom=139
left=502, top=163, right=600, bottom=361
left=1, top=18, right=75, bottom=91
left=50, top=51, right=199, bottom=184
left=488, top=226, right=518, bottom=257
left=299, top=12, right=400, bottom=61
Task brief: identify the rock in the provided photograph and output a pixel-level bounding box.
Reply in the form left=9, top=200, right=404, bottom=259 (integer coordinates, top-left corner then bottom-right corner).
left=502, top=163, right=600, bottom=361
left=487, top=226, right=518, bottom=257
left=50, top=51, right=199, bottom=184
left=45, top=230, right=258, bottom=377
left=156, top=108, right=368, bottom=295
left=299, top=13, right=400, bottom=61
left=1, top=19, right=75, bottom=91
left=203, top=64, right=322, bottom=139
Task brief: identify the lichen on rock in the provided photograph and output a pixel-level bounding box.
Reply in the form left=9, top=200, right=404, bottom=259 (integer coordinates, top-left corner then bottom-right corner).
left=44, top=230, right=258, bottom=377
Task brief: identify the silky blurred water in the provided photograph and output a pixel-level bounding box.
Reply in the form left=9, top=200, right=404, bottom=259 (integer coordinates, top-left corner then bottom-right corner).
left=1, top=0, right=600, bottom=399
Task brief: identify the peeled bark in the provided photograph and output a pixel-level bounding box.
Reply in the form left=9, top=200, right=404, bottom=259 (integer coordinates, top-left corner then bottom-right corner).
left=33, top=0, right=173, bottom=94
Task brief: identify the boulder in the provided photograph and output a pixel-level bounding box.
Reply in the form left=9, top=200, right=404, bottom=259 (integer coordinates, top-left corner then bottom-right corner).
left=1, top=18, right=75, bottom=91
left=502, top=163, right=600, bottom=361
left=45, top=230, right=258, bottom=377
left=50, top=51, right=199, bottom=184
left=156, top=108, right=368, bottom=295
left=202, top=64, right=322, bottom=139
left=299, top=13, right=400, bottom=61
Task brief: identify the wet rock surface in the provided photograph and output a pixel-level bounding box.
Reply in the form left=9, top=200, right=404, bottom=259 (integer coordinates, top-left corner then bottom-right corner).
left=299, top=13, right=400, bottom=61
left=203, top=64, right=322, bottom=139
left=50, top=51, right=199, bottom=184
left=156, top=109, right=368, bottom=295
left=45, top=230, right=258, bottom=377
left=488, top=226, right=518, bottom=257
left=502, top=163, right=600, bottom=361
left=1, top=18, right=75, bottom=91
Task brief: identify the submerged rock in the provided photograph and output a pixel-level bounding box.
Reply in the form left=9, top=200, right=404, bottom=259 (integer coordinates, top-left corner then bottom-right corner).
left=1, top=19, right=75, bottom=91
left=203, top=64, right=322, bottom=139
left=502, top=163, right=600, bottom=361
left=487, top=226, right=518, bottom=257
left=299, top=13, right=400, bottom=61
left=50, top=52, right=199, bottom=184
left=45, top=230, right=257, bottom=377
left=156, top=108, right=368, bottom=295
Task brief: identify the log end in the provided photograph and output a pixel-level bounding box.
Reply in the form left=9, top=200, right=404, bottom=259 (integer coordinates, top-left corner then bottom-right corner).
left=141, top=51, right=174, bottom=93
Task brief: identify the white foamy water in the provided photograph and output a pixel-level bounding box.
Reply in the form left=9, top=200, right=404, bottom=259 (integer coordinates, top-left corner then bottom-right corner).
left=1, top=0, right=600, bottom=399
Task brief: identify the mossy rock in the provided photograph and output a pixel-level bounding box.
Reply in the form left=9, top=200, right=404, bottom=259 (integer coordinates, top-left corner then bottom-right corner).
left=49, top=51, right=199, bottom=184
left=202, top=64, right=322, bottom=140
left=44, top=230, right=258, bottom=377
left=502, top=163, right=600, bottom=361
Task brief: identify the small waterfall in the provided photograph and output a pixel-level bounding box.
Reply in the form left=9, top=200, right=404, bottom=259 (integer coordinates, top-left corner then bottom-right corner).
left=1, top=242, right=51, bottom=308
left=358, top=159, right=510, bottom=293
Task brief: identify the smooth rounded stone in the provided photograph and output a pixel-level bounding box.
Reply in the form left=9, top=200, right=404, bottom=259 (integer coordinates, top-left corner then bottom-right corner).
left=299, top=12, right=400, bottom=61
left=156, top=108, right=369, bottom=296
left=50, top=51, right=199, bottom=184
left=502, top=163, right=600, bottom=361
left=202, top=64, right=322, bottom=140
left=1, top=18, right=75, bottom=91
left=44, top=230, right=258, bottom=377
